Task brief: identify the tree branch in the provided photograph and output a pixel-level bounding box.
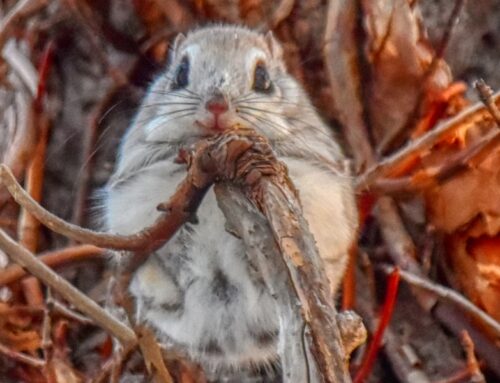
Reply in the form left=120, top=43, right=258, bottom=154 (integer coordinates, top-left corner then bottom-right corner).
left=0, top=341, right=45, bottom=368
left=357, top=91, right=500, bottom=190
left=380, top=265, right=500, bottom=338
left=0, top=163, right=211, bottom=253
left=0, top=0, right=48, bottom=52
left=0, top=230, right=137, bottom=346
left=203, top=128, right=355, bottom=383
left=0, top=244, right=105, bottom=285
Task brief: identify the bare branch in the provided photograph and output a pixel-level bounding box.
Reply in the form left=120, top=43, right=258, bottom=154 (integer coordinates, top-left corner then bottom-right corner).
left=323, top=0, right=374, bottom=170
left=0, top=341, right=46, bottom=368
left=461, top=331, right=486, bottom=383
left=0, top=83, right=35, bottom=210
left=354, top=268, right=400, bottom=383
left=2, top=42, right=38, bottom=95
left=216, top=185, right=313, bottom=382
left=0, top=244, right=104, bottom=285
left=380, top=265, right=500, bottom=338
left=0, top=163, right=210, bottom=253
left=369, top=128, right=500, bottom=195
left=0, top=0, right=48, bottom=52
left=475, top=79, right=500, bottom=126
left=0, top=229, right=137, bottom=346
left=203, top=128, right=353, bottom=383
left=357, top=91, right=500, bottom=190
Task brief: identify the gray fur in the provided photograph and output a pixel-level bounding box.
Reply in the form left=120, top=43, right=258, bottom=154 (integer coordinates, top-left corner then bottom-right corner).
left=104, top=25, right=358, bottom=381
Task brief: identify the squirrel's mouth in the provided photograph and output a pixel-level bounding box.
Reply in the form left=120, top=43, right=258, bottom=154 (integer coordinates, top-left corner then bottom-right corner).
left=195, top=115, right=232, bottom=133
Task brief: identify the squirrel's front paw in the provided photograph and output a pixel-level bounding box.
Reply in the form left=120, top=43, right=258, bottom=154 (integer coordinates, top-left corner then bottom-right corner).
left=183, top=125, right=285, bottom=188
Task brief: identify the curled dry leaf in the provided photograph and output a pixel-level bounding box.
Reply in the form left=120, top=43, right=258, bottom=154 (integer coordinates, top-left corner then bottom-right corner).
left=361, top=0, right=453, bottom=151
left=424, top=127, right=500, bottom=325
left=0, top=303, right=41, bottom=353
left=449, top=235, right=500, bottom=332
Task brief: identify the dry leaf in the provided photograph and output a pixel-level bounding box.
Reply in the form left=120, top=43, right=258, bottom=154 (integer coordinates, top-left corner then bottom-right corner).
left=362, top=0, right=452, bottom=151
left=0, top=303, right=41, bottom=352
left=425, top=144, right=500, bottom=234
left=0, top=328, right=41, bottom=352
left=425, top=130, right=500, bottom=323
left=447, top=234, right=500, bottom=326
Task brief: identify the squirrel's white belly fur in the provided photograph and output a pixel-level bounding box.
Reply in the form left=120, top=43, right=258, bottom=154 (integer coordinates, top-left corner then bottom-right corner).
left=105, top=154, right=356, bottom=373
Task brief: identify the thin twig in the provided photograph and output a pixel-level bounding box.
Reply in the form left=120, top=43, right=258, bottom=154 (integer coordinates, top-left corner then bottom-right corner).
left=90, top=342, right=137, bottom=383
left=0, top=80, right=36, bottom=211
left=0, top=0, right=49, bottom=52
left=0, top=300, right=93, bottom=325
left=206, top=129, right=352, bottom=383
left=21, top=275, right=43, bottom=305
left=461, top=331, right=486, bottom=383
left=435, top=304, right=500, bottom=376
left=18, top=41, right=55, bottom=306
left=369, top=128, right=500, bottom=195
left=411, top=82, right=468, bottom=139
left=0, top=229, right=137, bottom=346
left=0, top=244, right=105, bottom=285
left=357, top=91, right=500, bottom=190
left=433, top=362, right=486, bottom=383
left=354, top=268, right=400, bottom=383
left=341, top=246, right=356, bottom=310
left=380, top=265, right=500, bottom=338
left=51, top=299, right=94, bottom=326
left=18, top=99, right=49, bottom=252
left=376, top=200, right=500, bottom=376
left=0, top=341, right=45, bottom=368
left=475, top=79, right=500, bottom=125
left=41, top=288, right=53, bottom=361
left=355, top=256, right=431, bottom=383
left=375, top=198, right=418, bottom=268
left=2, top=42, right=38, bottom=95
left=0, top=163, right=210, bottom=253
left=323, top=0, right=375, bottom=170
left=72, top=83, right=128, bottom=227
left=134, top=325, right=174, bottom=383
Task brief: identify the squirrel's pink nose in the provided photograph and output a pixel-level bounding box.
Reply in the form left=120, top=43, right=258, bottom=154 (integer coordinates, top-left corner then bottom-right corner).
left=205, top=93, right=228, bottom=116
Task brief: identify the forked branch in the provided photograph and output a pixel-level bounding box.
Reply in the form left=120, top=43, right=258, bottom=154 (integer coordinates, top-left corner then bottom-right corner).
left=0, top=229, right=137, bottom=346
left=0, top=163, right=211, bottom=253
left=0, top=125, right=357, bottom=383
left=356, top=91, right=500, bottom=190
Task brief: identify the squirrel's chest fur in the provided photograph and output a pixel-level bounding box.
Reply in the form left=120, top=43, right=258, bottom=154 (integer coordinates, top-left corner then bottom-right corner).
left=106, top=158, right=279, bottom=371
left=105, top=151, right=356, bottom=378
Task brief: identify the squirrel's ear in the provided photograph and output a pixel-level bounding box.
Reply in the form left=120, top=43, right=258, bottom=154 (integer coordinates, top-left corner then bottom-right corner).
left=171, top=33, right=186, bottom=57
left=264, top=31, right=283, bottom=60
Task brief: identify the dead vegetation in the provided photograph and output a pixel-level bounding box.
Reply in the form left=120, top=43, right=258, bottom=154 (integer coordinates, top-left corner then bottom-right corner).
left=0, top=0, right=499, bottom=382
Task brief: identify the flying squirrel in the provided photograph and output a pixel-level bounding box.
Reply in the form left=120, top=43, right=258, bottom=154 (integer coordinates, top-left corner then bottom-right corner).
left=103, top=25, right=358, bottom=382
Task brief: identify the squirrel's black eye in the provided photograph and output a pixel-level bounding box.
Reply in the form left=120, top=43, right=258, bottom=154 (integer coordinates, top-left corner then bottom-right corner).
left=253, top=63, right=272, bottom=93
left=172, top=56, right=189, bottom=90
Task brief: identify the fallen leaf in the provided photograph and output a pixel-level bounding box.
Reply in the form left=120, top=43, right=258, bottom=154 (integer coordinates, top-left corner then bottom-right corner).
left=362, top=0, right=453, bottom=152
